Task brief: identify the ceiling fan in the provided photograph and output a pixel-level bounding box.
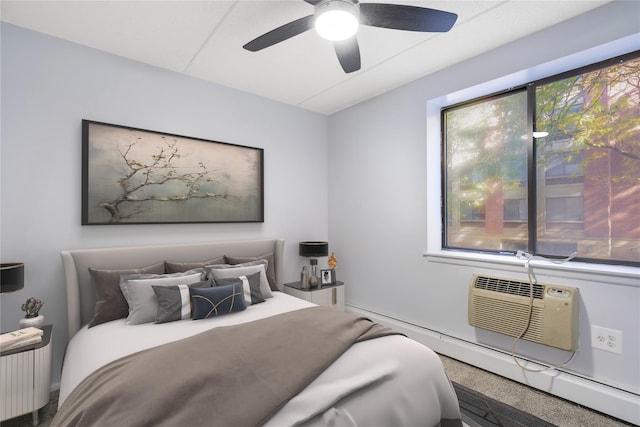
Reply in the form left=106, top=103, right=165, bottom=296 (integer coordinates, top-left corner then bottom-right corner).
left=243, top=0, right=458, bottom=73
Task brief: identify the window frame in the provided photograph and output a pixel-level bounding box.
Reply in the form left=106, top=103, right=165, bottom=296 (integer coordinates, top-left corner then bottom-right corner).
left=439, top=50, right=640, bottom=267
left=423, top=34, right=640, bottom=278
left=441, top=87, right=530, bottom=254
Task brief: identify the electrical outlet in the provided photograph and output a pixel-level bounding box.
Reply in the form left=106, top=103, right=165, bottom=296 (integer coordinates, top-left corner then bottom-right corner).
left=592, top=325, right=623, bottom=354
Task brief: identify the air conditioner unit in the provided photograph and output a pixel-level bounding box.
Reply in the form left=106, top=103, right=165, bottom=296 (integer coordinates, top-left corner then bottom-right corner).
left=468, top=274, right=579, bottom=351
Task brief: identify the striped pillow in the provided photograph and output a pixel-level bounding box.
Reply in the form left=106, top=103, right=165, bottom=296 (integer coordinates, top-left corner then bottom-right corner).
left=213, top=272, right=264, bottom=305
left=152, top=280, right=211, bottom=323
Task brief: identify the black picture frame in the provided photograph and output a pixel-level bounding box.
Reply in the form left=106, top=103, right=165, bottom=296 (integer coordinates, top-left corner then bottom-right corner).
left=320, top=269, right=336, bottom=285
left=82, top=120, right=264, bottom=225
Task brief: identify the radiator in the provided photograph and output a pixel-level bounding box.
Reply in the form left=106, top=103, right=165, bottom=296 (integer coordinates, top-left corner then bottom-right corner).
left=468, top=274, right=579, bottom=351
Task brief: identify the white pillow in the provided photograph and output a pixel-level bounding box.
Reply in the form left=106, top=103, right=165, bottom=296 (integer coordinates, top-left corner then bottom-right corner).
left=120, top=269, right=206, bottom=325
left=207, top=263, right=273, bottom=299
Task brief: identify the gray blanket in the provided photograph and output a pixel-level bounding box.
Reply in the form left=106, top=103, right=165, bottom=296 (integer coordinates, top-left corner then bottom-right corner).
left=51, top=306, right=400, bottom=427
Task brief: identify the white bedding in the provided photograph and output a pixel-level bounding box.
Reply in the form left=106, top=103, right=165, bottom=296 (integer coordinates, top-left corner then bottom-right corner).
left=59, top=292, right=461, bottom=426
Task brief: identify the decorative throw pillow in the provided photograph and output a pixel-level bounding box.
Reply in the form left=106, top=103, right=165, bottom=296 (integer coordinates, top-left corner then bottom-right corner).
left=88, top=262, right=165, bottom=328
left=207, top=262, right=273, bottom=298
left=225, top=253, right=277, bottom=291
left=152, top=280, right=212, bottom=323
left=120, top=269, right=207, bottom=325
left=213, top=272, right=264, bottom=305
left=164, top=256, right=226, bottom=273
left=190, top=282, right=246, bottom=319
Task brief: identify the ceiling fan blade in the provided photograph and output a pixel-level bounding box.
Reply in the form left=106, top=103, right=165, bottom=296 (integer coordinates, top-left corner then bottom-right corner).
left=359, top=3, right=458, bottom=32
left=303, top=0, right=323, bottom=5
left=243, top=15, right=315, bottom=52
left=334, top=37, right=361, bottom=73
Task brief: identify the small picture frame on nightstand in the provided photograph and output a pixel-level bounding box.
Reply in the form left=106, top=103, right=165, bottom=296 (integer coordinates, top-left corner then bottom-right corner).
left=321, top=269, right=336, bottom=285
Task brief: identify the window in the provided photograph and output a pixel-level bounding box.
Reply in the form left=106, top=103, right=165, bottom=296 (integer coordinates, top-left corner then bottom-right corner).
left=442, top=51, right=640, bottom=266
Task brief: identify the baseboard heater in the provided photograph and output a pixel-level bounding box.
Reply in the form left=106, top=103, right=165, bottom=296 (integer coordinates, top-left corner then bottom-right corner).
left=468, top=274, right=579, bottom=351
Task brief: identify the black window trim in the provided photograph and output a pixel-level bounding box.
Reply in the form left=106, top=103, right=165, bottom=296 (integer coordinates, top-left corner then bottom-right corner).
left=440, top=49, right=640, bottom=267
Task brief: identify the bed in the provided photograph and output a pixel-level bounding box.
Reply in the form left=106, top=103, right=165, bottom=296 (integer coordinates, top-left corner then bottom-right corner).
left=54, top=239, right=462, bottom=426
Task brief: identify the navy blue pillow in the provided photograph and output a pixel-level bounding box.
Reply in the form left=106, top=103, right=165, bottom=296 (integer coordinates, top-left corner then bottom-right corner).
left=190, top=282, right=246, bottom=319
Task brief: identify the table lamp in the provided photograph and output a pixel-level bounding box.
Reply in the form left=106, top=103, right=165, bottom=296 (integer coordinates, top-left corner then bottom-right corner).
left=299, top=241, right=328, bottom=288
left=1, top=262, right=24, bottom=294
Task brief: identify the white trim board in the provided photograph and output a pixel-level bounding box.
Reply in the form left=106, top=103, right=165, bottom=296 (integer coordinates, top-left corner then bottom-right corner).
left=347, top=305, right=640, bottom=426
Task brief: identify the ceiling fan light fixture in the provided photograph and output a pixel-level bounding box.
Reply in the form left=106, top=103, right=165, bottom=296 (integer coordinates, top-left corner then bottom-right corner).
left=315, top=0, right=359, bottom=41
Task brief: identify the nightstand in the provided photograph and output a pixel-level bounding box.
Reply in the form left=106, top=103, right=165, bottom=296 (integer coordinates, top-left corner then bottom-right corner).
left=283, top=281, right=345, bottom=311
left=0, top=325, right=52, bottom=426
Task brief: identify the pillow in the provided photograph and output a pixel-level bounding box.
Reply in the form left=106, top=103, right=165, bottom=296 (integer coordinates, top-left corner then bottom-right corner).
left=213, top=272, right=264, bottom=305
left=120, top=269, right=207, bottom=325
left=165, top=256, right=226, bottom=273
left=190, top=282, right=246, bottom=319
left=225, top=253, right=277, bottom=291
left=207, top=262, right=273, bottom=298
left=152, top=280, right=212, bottom=323
left=88, top=262, right=165, bottom=328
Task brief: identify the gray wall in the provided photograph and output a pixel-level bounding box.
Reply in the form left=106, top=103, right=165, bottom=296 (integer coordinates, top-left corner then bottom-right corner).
left=328, top=0, right=639, bottom=409
left=0, top=22, right=329, bottom=386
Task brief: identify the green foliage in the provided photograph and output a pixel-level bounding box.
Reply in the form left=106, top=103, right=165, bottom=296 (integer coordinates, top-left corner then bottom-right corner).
left=536, top=58, right=640, bottom=184
left=445, top=90, right=527, bottom=199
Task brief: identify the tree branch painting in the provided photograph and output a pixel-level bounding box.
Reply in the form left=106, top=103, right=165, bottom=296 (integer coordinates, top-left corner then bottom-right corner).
left=82, top=121, right=263, bottom=224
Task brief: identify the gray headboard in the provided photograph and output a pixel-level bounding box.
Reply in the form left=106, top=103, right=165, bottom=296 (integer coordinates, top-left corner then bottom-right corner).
left=61, top=239, right=285, bottom=341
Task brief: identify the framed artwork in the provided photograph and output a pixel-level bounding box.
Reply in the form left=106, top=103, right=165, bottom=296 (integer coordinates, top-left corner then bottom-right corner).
left=321, top=269, right=336, bottom=285
left=82, top=120, right=264, bottom=224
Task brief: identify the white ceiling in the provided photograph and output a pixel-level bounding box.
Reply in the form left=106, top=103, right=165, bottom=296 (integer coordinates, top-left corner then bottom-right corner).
left=1, top=0, right=612, bottom=115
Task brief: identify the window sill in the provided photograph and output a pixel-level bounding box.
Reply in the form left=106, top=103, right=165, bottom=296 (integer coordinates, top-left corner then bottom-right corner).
left=423, top=249, right=640, bottom=288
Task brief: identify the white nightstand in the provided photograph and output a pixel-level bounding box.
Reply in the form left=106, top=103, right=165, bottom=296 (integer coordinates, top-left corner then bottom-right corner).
left=0, top=325, right=52, bottom=426
left=283, top=281, right=345, bottom=311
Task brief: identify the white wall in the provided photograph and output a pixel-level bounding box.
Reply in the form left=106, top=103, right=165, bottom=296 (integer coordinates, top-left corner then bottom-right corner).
left=328, top=1, right=640, bottom=423
left=0, top=22, right=329, bottom=386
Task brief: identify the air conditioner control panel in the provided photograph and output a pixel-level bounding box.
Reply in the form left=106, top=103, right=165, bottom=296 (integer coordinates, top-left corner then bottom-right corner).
left=547, top=287, right=572, bottom=298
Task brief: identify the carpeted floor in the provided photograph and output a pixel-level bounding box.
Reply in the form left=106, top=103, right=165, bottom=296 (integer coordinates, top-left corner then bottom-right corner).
left=439, top=354, right=634, bottom=427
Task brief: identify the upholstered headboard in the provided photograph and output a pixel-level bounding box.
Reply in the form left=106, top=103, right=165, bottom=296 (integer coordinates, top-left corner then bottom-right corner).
left=61, top=239, right=285, bottom=341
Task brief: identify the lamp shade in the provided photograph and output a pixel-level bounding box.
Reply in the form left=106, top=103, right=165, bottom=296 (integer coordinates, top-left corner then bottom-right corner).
left=299, top=242, right=329, bottom=258
left=1, top=262, right=24, bottom=293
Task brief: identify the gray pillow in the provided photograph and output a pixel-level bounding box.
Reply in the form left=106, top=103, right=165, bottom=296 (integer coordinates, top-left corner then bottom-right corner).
left=225, top=253, right=277, bottom=291
left=152, top=280, right=212, bottom=323
left=207, top=262, right=273, bottom=298
left=88, top=262, right=165, bottom=328
left=164, top=256, right=226, bottom=273
left=120, top=269, right=207, bottom=325
left=214, top=272, right=264, bottom=305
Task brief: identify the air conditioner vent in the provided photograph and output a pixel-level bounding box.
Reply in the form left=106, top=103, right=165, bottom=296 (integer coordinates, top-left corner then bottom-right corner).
left=468, top=274, right=579, bottom=351
left=473, top=275, right=544, bottom=299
